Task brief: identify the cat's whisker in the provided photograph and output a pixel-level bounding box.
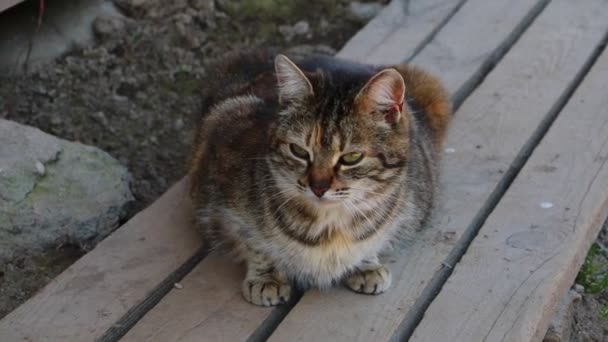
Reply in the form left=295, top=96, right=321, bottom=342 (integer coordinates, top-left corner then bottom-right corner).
left=346, top=193, right=394, bottom=220
left=273, top=194, right=298, bottom=217
left=348, top=187, right=410, bottom=207
left=343, top=198, right=374, bottom=227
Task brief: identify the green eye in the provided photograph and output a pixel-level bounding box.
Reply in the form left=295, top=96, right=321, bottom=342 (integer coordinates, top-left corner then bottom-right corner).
left=289, top=143, right=310, bottom=160
left=340, top=152, right=364, bottom=166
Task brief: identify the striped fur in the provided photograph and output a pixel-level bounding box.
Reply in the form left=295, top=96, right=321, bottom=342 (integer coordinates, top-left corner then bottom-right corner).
left=190, top=51, right=452, bottom=306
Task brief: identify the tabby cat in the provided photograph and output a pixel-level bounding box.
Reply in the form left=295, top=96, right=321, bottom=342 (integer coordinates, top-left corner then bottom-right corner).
left=189, top=51, right=451, bottom=306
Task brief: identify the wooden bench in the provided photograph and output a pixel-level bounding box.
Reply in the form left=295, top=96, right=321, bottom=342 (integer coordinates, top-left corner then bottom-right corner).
left=2, top=0, right=608, bottom=340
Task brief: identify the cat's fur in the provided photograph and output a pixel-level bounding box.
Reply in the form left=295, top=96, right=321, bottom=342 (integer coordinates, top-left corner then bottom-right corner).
left=189, top=51, right=451, bottom=306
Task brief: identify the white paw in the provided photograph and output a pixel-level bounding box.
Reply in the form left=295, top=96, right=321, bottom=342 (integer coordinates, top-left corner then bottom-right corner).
left=345, top=265, right=391, bottom=295
left=242, top=278, right=292, bottom=306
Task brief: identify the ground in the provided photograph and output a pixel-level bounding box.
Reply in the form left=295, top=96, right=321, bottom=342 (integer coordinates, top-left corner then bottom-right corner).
left=0, top=0, right=382, bottom=318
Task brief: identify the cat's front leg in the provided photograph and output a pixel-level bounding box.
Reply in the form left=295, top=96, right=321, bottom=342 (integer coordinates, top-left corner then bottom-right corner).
left=344, top=257, right=392, bottom=295
left=241, top=250, right=291, bottom=306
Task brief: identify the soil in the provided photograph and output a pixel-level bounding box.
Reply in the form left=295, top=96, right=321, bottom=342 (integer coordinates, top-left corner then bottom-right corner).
left=0, top=0, right=380, bottom=318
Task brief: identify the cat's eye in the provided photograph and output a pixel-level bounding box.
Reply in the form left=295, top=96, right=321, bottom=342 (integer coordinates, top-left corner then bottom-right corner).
left=340, top=152, right=364, bottom=166
left=289, top=143, right=310, bottom=160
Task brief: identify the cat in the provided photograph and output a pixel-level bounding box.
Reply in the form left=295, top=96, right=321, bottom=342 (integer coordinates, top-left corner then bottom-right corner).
left=189, top=50, right=451, bottom=306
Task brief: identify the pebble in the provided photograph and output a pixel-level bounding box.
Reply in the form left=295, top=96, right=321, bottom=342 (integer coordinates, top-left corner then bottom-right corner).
left=35, top=161, right=45, bottom=176
left=349, top=1, right=384, bottom=20
left=279, top=20, right=310, bottom=41
left=93, top=14, right=126, bottom=40
left=540, top=202, right=554, bottom=209
left=174, top=282, right=184, bottom=289
left=92, top=112, right=109, bottom=127
left=189, top=0, right=215, bottom=11
left=174, top=118, right=184, bottom=130
left=292, top=21, right=310, bottom=36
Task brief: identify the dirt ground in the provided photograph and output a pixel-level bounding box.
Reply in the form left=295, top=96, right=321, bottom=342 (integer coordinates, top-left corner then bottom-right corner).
left=0, top=0, right=379, bottom=318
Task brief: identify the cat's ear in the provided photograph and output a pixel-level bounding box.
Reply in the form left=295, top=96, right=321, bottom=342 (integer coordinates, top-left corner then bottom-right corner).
left=274, top=54, right=314, bottom=104
left=356, top=68, right=406, bottom=125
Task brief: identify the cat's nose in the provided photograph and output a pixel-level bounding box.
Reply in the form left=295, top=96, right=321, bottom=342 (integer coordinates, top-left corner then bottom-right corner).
left=311, top=184, right=329, bottom=198
left=309, top=173, right=332, bottom=198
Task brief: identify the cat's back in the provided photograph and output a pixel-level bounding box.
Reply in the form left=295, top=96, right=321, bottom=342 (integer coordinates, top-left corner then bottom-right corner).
left=190, top=94, right=273, bottom=200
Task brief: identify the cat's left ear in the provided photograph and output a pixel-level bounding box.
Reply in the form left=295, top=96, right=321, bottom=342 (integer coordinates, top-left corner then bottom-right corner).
left=274, top=54, right=314, bottom=104
left=356, top=68, right=406, bottom=125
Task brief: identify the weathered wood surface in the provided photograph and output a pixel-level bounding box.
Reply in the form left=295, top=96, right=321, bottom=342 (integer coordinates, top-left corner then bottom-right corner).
left=337, top=0, right=464, bottom=65
left=267, top=0, right=608, bottom=340
left=410, top=0, right=549, bottom=106
left=0, top=179, right=203, bottom=341
left=411, top=21, right=608, bottom=342
left=121, top=254, right=274, bottom=342
left=122, top=0, right=554, bottom=340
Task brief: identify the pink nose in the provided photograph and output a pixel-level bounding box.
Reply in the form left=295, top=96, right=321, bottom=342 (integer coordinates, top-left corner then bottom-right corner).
left=310, top=184, right=330, bottom=198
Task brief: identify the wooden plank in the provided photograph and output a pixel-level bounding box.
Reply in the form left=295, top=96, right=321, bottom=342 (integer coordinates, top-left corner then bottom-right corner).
left=337, top=0, right=465, bottom=64
left=0, top=178, right=203, bottom=341
left=411, top=32, right=608, bottom=342
left=410, top=0, right=549, bottom=107
left=120, top=254, right=274, bottom=342
left=267, top=0, right=608, bottom=341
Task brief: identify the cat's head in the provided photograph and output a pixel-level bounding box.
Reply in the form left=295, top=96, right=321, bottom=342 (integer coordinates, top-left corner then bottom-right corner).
left=267, top=54, right=410, bottom=212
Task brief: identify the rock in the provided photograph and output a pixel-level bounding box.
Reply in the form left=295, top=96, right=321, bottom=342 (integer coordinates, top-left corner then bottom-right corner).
left=94, top=14, right=126, bottom=40
left=349, top=1, right=384, bottom=20
left=0, top=119, right=133, bottom=263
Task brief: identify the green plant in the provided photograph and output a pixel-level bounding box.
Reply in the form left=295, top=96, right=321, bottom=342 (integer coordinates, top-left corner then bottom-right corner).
left=576, top=243, right=608, bottom=318
left=600, top=305, right=608, bottom=318
left=577, top=244, right=608, bottom=294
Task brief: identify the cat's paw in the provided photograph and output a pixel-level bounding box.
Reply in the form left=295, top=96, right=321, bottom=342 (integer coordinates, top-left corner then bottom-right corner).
left=344, top=265, right=392, bottom=295
left=242, top=278, right=291, bottom=306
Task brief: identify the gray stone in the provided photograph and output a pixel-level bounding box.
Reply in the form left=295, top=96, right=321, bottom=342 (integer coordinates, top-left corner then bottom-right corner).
left=349, top=1, right=384, bottom=20
left=0, top=119, right=133, bottom=262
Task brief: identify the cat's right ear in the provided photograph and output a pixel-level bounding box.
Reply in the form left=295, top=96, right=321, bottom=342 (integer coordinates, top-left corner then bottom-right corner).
left=274, top=54, right=314, bottom=104
left=356, top=68, right=406, bottom=126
